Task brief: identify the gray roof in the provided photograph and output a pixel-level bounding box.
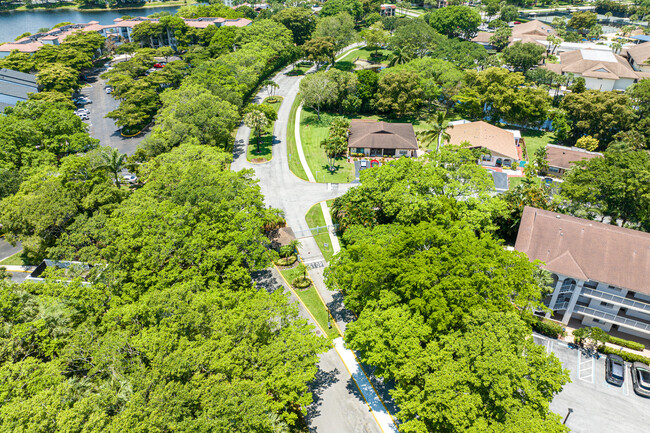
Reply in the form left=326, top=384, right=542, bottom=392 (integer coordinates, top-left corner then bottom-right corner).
left=491, top=171, right=509, bottom=192
left=0, top=68, right=38, bottom=104
left=0, top=68, right=37, bottom=86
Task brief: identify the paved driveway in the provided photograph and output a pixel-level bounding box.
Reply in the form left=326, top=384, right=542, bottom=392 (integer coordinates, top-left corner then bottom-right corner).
left=80, top=65, right=149, bottom=156
left=534, top=334, right=650, bottom=432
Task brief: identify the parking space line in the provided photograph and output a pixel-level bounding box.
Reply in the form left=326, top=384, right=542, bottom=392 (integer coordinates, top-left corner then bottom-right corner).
left=578, top=351, right=595, bottom=383
left=548, top=340, right=553, bottom=354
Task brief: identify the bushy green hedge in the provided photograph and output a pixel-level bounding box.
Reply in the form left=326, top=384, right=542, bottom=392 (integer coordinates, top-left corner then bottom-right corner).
left=530, top=316, right=567, bottom=338
left=608, top=336, right=645, bottom=352
left=598, top=345, right=650, bottom=364
left=292, top=276, right=311, bottom=289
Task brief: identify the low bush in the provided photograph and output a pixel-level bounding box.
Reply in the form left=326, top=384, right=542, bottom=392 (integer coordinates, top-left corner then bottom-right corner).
left=530, top=316, right=567, bottom=338
left=598, top=345, right=650, bottom=364
left=292, top=276, right=311, bottom=289
left=608, top=336, right=645, bottom=352
left=275, top=255, right=297, bottom=267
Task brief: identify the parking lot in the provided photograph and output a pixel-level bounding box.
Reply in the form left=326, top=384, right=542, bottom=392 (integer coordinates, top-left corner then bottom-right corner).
left=534, top=334, right=650, bottom=432
left=76, top=64, right=149, bottom=156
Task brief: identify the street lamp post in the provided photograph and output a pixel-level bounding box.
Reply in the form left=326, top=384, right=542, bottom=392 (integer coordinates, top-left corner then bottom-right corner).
left=563, top=408, right=573, bottom=425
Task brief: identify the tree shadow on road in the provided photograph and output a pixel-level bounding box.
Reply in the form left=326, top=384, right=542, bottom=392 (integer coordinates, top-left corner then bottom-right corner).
left=251, top=268, right=281, bottom=294
left=306, top=366, right=340, bottom=427
left=327, top=291, right=355, bottom=325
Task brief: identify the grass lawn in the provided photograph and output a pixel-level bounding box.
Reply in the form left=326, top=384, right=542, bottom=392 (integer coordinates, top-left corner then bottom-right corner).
left=247, top=97, right=282, bottom=162
left=280, top=266, right=338, bottom=339
left=509, top=176, right=543, bottom=189
left=305, top=200, right=336, bottom=263
left=521, top=130, right=556, bottom=161
left=334, top=47, right=392, bottom=72
left=0, top=250, right=31, bottom=266
left=287, top=61, right=313, bottom=76
left=300, top=109, right=355, bottom=183
left=287, top=96, right=309, bottom=181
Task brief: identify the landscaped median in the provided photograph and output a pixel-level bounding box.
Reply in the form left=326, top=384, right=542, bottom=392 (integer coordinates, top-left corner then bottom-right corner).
left=246, top=97, right=282, bottom=163
left=0, top=250, right=30, bottom=266
left=305, top=200, right=336, bottom=263
left=275, top=259, right=340, bottom=339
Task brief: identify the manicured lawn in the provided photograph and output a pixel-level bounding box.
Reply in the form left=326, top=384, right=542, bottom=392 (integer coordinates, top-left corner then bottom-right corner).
left=0, top=250, right=31, bottom=266
left=521, top=129, right=556, bottom=161
left=305, top=200, right=336, bottom=263
left=287, top=95, right=309, bottom=181
left=509, top=176, right=543, bottom=189
left=300, top=109, right=355, bottom=183
left=280, top=266, right=337, bottom=338
left=334, top=47, right=392, bottom=72
left=287, top=61, right=313, bottom=76
left=247, top=97, right=282, bottom=162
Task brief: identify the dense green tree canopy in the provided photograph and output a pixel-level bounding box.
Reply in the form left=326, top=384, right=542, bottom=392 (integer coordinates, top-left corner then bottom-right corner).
left=427, top=6, right=481, bottom=39
left=388, top=18, right=445, bottom=59
left=313, top=12, right=357, bottom=51
left=562, top=149, right=650, bottom=231
left=320, top=0, right=363, bottom=19
left=502, top=41, right=546, bottom=72
left=561, top=90, right=637, bottom=146
left=331, top=149, right=504, bottom=234
left=272, top=7, right=316, bottom=45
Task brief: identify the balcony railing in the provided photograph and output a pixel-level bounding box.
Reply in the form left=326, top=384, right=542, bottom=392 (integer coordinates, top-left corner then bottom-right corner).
left=554, top=301, right=569, bottom=311
left=573, top=305, right=650, bottom=335
left=581, top=288, right=650, bottom=316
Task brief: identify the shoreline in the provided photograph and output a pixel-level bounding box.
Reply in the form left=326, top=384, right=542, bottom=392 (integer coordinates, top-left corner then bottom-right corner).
left=0, top=1, right=191, bottom=14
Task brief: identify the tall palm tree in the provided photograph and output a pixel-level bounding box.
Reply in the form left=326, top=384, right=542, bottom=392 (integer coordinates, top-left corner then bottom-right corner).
left=97, top=147, right=127, bottom=187
left=388, top=47, right=410, bottom=67
left=417, top=110, right=453, bottom=152
left=244, top=110, right=269, bottom=154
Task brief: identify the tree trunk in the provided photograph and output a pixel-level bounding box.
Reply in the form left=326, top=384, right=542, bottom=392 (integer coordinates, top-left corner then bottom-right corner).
left=436, top=132, right=442, bottom=152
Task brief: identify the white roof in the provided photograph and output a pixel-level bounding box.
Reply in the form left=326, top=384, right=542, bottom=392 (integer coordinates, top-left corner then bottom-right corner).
left=580, top=49, right=617, bottom=62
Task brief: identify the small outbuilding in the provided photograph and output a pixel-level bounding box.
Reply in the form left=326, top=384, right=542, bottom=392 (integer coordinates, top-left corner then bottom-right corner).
left=544, top=144, right=602, bottom=176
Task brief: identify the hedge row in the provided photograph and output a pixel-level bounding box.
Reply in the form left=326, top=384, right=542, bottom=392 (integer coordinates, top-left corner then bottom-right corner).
left=608, top=335, right=645, bottom=352
left=598, top=345, right=650, bottom=365
left=531, top=317, right=566, bottom=338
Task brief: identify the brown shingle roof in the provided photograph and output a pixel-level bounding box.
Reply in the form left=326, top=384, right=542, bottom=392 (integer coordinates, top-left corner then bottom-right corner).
left=515, top=207, right=650, bottom=295
left=627, top=41, right=650, bottom=66
left=545, top=144, right=602, bottom=170
left=447, top=121, right=519, bottom=160
left=512, top=20, right=557, bottom=38
left=554, top=49, right=640, bottom=80
left=348, top=120, right=418, bottom=150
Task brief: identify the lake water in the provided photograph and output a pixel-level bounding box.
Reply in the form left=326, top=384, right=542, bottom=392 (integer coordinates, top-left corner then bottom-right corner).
left=0, top=5, right=180, bottom=43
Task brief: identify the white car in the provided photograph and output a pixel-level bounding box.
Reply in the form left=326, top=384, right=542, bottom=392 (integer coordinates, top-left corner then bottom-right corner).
left=76, top=112, right=89, bottom=121
left=122, top=174, right=138, bottom=185
left=105, top=86, right=112, bottom=94
left=75, top=108, right=90, bottom=115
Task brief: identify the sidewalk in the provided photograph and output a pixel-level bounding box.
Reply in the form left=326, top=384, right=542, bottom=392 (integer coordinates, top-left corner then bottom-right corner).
left=333, top=338, right=400, bottom=433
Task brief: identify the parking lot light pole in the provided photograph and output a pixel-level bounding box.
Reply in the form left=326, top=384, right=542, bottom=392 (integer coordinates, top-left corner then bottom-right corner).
left=563, top=408, right=573, bottom=425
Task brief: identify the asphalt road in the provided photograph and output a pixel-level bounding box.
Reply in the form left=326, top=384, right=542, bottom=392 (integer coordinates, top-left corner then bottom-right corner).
left=0, top=237, right=21, bottom=262
left=534, top=334, right=650, bottom=432
left=80, top=65, right=149, bottom=156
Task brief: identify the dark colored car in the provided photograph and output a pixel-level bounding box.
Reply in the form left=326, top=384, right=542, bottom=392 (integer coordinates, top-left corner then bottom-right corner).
left=631, top=362, right=650, bottom=398
left=605, top=354, right=625, bottom=386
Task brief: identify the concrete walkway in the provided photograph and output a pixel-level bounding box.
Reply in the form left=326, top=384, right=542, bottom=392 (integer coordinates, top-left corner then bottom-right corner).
left=334, top=338, right=400, bottom=433
left=320, top=201, right=341, bottom=254
left=294, top=102, right=316, bottom=182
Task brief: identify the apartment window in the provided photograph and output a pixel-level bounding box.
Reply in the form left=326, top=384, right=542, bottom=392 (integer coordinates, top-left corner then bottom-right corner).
left=593, top=319, right=603, bottom=324
left=600, top=301, right=613, bottom=308
left=481, top=154, right=492, bottom=162
left=549, top=167, right=560, bottom=173
left=608, top=285, right=622, bottom=292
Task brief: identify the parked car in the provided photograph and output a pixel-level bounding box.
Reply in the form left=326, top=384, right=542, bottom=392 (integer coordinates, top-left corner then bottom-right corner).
left=74, top=97, right=91, bottom=105
left=75, top=108, right=90, bottom=116
left=76, top=112, right=89, bottom=121
left=105, top=86, right=112, bottom=94
left=631, top=362, right=650, bottom=397
left=122, top=174, right=138, bottom=185
left=605, top=354, right=625, bottom=386
left=153, top=63, right=165, bottom=68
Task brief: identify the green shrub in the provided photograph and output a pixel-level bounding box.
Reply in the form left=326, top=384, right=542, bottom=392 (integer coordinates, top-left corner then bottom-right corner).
left=292, top=276, right=311, bottom=289
left=598, top=345, right=650, bottom=364
left=608, top=336, right=645, bottom=352
left=275, top=255, right=297, bottom=267
left=530, top=316, right=566, bottom=338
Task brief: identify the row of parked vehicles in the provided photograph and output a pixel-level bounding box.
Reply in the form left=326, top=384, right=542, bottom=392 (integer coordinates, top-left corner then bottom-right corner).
left=605, top=354, right=650, bottom=398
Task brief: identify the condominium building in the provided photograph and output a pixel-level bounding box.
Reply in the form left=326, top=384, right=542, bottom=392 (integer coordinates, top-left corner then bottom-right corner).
left=515, top=206, right=650, bottom=341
